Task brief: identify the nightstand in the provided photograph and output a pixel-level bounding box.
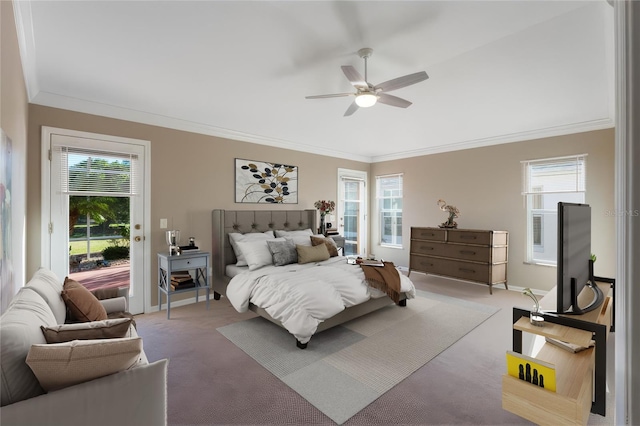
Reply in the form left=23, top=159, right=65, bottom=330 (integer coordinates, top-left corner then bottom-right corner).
left=157, top=251, right=210, bottom=319
left=327, top=234, right=345, bottom=254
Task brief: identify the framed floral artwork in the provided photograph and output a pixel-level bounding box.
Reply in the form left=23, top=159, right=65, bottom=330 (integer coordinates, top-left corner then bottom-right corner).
left=235, top=159, right=298, bottom=204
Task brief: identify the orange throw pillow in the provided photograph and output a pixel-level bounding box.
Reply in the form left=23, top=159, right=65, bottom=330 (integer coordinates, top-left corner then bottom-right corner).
left=61, top=277, right=108, bottom=322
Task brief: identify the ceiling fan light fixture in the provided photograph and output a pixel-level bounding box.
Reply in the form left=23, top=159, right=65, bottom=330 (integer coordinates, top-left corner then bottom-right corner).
left=355, top=93, right=378, bottom=108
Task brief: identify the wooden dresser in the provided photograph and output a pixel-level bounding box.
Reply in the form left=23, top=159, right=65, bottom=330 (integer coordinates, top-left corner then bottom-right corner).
left=409, top=227, right=509, bottom=294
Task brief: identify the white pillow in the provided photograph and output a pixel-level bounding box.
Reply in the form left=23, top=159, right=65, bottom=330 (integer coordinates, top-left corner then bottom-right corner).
left=236, top=238, right=284, bottom=271
left=229, top=231, right=274, bottom=266
left=26, top=337, right=142, bottom=392
left=275, top=229, right=317, bottom=247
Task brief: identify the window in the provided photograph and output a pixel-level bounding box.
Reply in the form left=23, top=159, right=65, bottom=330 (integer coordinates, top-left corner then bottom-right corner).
left=376, top=174, right=403, bottom=247
left=522, top=155, right=586, bottom=264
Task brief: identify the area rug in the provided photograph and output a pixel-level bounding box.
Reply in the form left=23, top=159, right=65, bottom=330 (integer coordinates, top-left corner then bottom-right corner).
left=217, top=290, right=499, bottom=425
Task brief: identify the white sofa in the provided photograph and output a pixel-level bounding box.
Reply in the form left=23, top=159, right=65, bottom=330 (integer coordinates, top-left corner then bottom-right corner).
left=0, top=268, right=168, bottom=426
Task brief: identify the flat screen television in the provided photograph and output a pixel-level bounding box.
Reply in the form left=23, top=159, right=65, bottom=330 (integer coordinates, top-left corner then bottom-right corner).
left=556, top=202, right=604, bottom=314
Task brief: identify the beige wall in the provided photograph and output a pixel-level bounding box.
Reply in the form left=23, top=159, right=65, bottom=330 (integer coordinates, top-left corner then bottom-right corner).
left=27, top=104, right=369, bottom=307
left=26, top=102, right=614, bottom=307
left=1, top=0, right=29, bottom=312
left=371, top=129, right=615, bottom=292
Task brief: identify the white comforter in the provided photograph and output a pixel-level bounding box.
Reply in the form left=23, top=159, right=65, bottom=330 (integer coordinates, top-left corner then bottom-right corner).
left=226, top=257, right=416, bottom=344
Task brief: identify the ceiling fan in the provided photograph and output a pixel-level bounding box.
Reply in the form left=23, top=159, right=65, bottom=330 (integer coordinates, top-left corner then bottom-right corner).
left=305, top=48, right=429, bottom=117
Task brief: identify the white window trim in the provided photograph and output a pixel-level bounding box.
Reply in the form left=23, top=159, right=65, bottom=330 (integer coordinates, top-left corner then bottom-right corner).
left=522, top=154, right=586, bottom=266
left=376, top=173, right=403, bottom=249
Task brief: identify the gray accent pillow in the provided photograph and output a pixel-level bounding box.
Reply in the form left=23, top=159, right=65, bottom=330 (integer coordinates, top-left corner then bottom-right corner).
left=267, top=239, right=298, bottom=266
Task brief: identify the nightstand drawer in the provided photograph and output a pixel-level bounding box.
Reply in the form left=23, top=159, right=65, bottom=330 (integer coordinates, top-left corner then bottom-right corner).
left=171, top=256, right=207, bottom=270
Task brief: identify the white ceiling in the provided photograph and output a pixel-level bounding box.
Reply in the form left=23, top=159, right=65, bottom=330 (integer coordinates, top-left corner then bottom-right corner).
left=14, top=1, right=614, bottom=163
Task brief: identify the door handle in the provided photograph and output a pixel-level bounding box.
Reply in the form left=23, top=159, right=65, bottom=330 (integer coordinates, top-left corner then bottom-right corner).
left=134, top=236, right=142, bottom=242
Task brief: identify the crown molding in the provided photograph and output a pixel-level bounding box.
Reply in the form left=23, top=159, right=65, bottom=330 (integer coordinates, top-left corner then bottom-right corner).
left=370, top=118, right=615, bottom=163
left=13, top=0, right=39, bottom=101
left=31, top=91, right=373, bottom=163
left=31, top=91, right=613, bottom=165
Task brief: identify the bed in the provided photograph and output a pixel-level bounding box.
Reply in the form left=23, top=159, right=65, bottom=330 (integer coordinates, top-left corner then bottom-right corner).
left=211, top=209, right=416, bottom=348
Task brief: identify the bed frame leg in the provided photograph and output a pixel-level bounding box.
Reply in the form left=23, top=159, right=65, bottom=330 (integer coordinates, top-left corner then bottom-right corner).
left=296, top=340, right=308, bottom=350
left=398, top=298, right=407, bottom=307
left=213, top=291, right=221, bottom=300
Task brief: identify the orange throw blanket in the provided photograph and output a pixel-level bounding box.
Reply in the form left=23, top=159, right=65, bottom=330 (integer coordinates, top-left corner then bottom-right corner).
left=360, top=261, right=402, bottom=303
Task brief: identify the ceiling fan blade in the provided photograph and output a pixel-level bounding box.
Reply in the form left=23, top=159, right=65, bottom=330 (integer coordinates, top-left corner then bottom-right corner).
left=305, top=93, right=353, bottom=99
left=344, top=101, right=359, bottom=117
left=374, top=71, right=429, bottom=92
left=341, top=65, right=367, bottom=89
left=377, top=93, right=412, bottom=108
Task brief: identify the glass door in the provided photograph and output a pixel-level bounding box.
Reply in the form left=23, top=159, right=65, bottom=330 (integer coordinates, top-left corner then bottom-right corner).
left=44, top=129, right=148, bottom=314
left=337, top=169, right=367, bottom=256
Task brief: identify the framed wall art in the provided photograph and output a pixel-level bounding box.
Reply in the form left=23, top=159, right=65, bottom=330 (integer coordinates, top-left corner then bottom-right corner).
left=1, top=129, right=13, bottom=313
left=235, top=159, right=298, bottom=204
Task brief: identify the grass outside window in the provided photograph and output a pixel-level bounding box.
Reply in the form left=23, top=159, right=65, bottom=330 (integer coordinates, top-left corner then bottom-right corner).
left=69, top=239, right=127, bottom=256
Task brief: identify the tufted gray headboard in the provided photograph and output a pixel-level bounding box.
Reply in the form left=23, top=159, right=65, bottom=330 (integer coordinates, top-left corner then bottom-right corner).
left=211, top=209, right=316, bottom=298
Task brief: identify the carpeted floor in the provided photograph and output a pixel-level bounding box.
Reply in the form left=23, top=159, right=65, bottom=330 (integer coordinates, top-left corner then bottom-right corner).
left=217, top=291, right=498, bottom=424
left=134, top=272, right=615, bottom=425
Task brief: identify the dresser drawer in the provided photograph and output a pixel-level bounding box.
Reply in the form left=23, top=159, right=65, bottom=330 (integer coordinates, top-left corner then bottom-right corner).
left=170, top=256, right=207, bottom=271
left=435, top=258, right=491, bottom=282
left=410, top=255, right=441, bottom=273
left=447, top=230, right=491, bottom=245
left=411, top=227, right=446, bottom=242
left=410, top=240, right=445, bottom=256
left=439, top=244, right=491, bottom=262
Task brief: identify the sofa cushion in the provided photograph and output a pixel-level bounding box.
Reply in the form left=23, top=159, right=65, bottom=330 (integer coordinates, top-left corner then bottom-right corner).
left=26, top=337, right=143, bottom=392
left=40, top=318, right=133, bottom=343
left=23, top=268, right=67, bottom=324
left=0, top=289, right=57, bottom=406
left=61, top=278, right=108, bottom=322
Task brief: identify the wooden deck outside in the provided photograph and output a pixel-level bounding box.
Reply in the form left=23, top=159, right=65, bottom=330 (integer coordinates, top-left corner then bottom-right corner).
left=68, top=261, right=130, bottom=292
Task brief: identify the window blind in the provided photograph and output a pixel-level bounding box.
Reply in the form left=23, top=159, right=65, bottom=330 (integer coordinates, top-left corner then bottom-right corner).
left=376, top=173, right=403, bottom=198
left=521, top=155, right=586, bottom=195
left=55, top=145, right=139, bottom=196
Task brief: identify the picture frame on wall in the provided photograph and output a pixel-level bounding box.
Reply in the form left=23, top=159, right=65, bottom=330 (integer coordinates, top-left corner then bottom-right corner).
left=235, top=158, right=298, bottom=204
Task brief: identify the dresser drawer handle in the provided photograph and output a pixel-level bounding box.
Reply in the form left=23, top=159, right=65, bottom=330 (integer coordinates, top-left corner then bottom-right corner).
left=421, top=261, right=434, bottom=267
left=460, top=250, right=476, bottom=255
left=460, top=235, right=477, bottom=240
left=459, top=268, right=475, bottom=273
left=420, top=246, right=434, bottom=251
left=421, top=233, right=435, bottom=237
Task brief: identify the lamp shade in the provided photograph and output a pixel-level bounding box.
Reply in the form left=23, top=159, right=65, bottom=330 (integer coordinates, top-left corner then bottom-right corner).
left=355, top=93, right=378, bottom=108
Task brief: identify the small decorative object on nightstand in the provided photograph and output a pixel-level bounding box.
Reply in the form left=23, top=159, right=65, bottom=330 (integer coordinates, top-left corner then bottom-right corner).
left=165, top=230, right=181, bottom=255
left=314, top=200, right=335, bottom=235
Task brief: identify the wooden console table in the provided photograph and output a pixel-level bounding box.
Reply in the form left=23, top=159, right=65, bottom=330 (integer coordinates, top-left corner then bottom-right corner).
left=502, top=279, right=614, bottom=425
